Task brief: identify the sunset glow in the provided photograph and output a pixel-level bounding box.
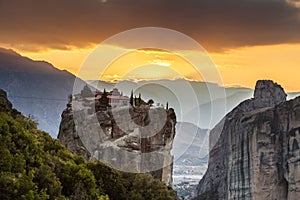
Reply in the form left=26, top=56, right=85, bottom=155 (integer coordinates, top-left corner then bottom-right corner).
left=15, top=42, right=300, bottom=92
left=98, top=48, right=204, bottom=82
left=1, top=0, right=299, bottom=91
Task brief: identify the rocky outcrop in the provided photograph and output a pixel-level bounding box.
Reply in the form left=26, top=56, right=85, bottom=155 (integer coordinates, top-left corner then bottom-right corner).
left=209, top=80, right=287, bottom=152
left=254, top=80, right=287, bottom=106
left=0, top=89, right=12, bottom=112
left=195, top=80, right=300, bottom=200
left=58, top=97, right=176, bottom=186
left=57, top=103, right=91, bottom=160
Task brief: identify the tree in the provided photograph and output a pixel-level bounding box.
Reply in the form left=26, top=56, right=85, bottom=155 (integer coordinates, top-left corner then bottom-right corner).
left=99, top=89, right=109, bottom=107
left=138, top=93, right=142, bottom=104
left=67, top=94, right=72, bottom=108
left=88, top=162, right=126, bottom=200
left=130, top=90, right=134, bottom=106
left=147, top=99, right=154, bottom=107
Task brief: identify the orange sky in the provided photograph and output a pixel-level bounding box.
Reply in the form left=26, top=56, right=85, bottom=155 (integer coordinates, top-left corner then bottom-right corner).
left=18, top=43, right=300, bottom=92
left=1, top=0, right=300, bottom=92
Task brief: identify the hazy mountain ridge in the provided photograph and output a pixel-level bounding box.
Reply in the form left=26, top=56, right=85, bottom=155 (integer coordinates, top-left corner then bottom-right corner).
left=0, top=48, right=86, bottom=136
left=0, top=47, right=299, bottom=138
left=89, top=79, right=254, bottom=129
left=173, top=122, right=210, bottom=165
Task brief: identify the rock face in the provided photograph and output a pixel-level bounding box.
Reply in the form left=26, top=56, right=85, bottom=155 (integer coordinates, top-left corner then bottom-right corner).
left=57, top=103, right=91, bottom=160
left=254, top=80, right=287, bottom=107
left=58, top=97, right=176, bottom=186
left=0, top=48, right=87, bottom=137
left=0, top=89, right=12, bottom=111
left=195, top=80, right=300, bottom=200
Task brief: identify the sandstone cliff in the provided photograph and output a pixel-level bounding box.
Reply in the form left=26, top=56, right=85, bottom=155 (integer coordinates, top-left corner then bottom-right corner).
left=195, top=80, right=300, bottom=200
left=58, top=95, right=176, bottom=186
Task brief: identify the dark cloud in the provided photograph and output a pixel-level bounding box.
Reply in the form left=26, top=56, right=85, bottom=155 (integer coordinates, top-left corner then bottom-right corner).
left=0, top=0, right=300, bottom=52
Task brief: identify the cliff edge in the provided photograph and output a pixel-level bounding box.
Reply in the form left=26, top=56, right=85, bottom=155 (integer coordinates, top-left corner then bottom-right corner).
left=195, top=80, right=300, bottom=200
left=58, top=93, right=176, bottom=186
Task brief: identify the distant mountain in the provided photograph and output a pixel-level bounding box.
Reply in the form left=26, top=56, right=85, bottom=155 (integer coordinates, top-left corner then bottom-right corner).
left=172, top=122, right=210, bottom=166
left=0, top=48, right=86, bottom=136
left=90, top=79, right=254, bottom=129
left=1, top=47, right=299, bottom=137
left=90, top=80, right=300, bottom=129
left=288, top=92, right=300, bottom=99
left=183, top=90, right=254, bottom=128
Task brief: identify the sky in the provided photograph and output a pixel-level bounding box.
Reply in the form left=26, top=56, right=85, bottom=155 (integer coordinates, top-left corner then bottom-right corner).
left=1, top=0, right=300, bottom=91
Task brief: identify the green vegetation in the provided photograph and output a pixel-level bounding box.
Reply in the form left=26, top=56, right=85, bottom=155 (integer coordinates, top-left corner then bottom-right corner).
left=0, top=94, right=177, bottom=200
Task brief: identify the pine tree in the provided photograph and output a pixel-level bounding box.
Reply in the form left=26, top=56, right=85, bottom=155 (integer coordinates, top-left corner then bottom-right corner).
left=138, top=93, right=141, bottom=104
left=130, top=90, right=133, bottom=106
left=147, top=99, right=154, bottom=107
left=100, top=89, right=109, bottom=107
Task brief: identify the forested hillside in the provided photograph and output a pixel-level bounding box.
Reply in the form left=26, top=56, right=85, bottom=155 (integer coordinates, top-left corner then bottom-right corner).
left=0, top=89, right=177, bottom=200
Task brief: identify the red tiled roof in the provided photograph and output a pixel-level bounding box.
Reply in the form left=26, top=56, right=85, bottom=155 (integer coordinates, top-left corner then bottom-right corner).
left=85, top=96, right=101, bottom=101
left=107, top=95, right=129, bottom=100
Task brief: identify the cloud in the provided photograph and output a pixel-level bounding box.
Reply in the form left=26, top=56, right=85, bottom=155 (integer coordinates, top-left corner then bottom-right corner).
left=0, top=0, right=300, bottom=52
left=286, top=0, right=300, bottom=7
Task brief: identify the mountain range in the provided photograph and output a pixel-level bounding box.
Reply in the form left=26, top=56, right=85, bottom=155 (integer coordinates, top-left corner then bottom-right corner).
left=0, top=48, right=86, bottom=136
left=0, top=47, right=299, bottom=139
